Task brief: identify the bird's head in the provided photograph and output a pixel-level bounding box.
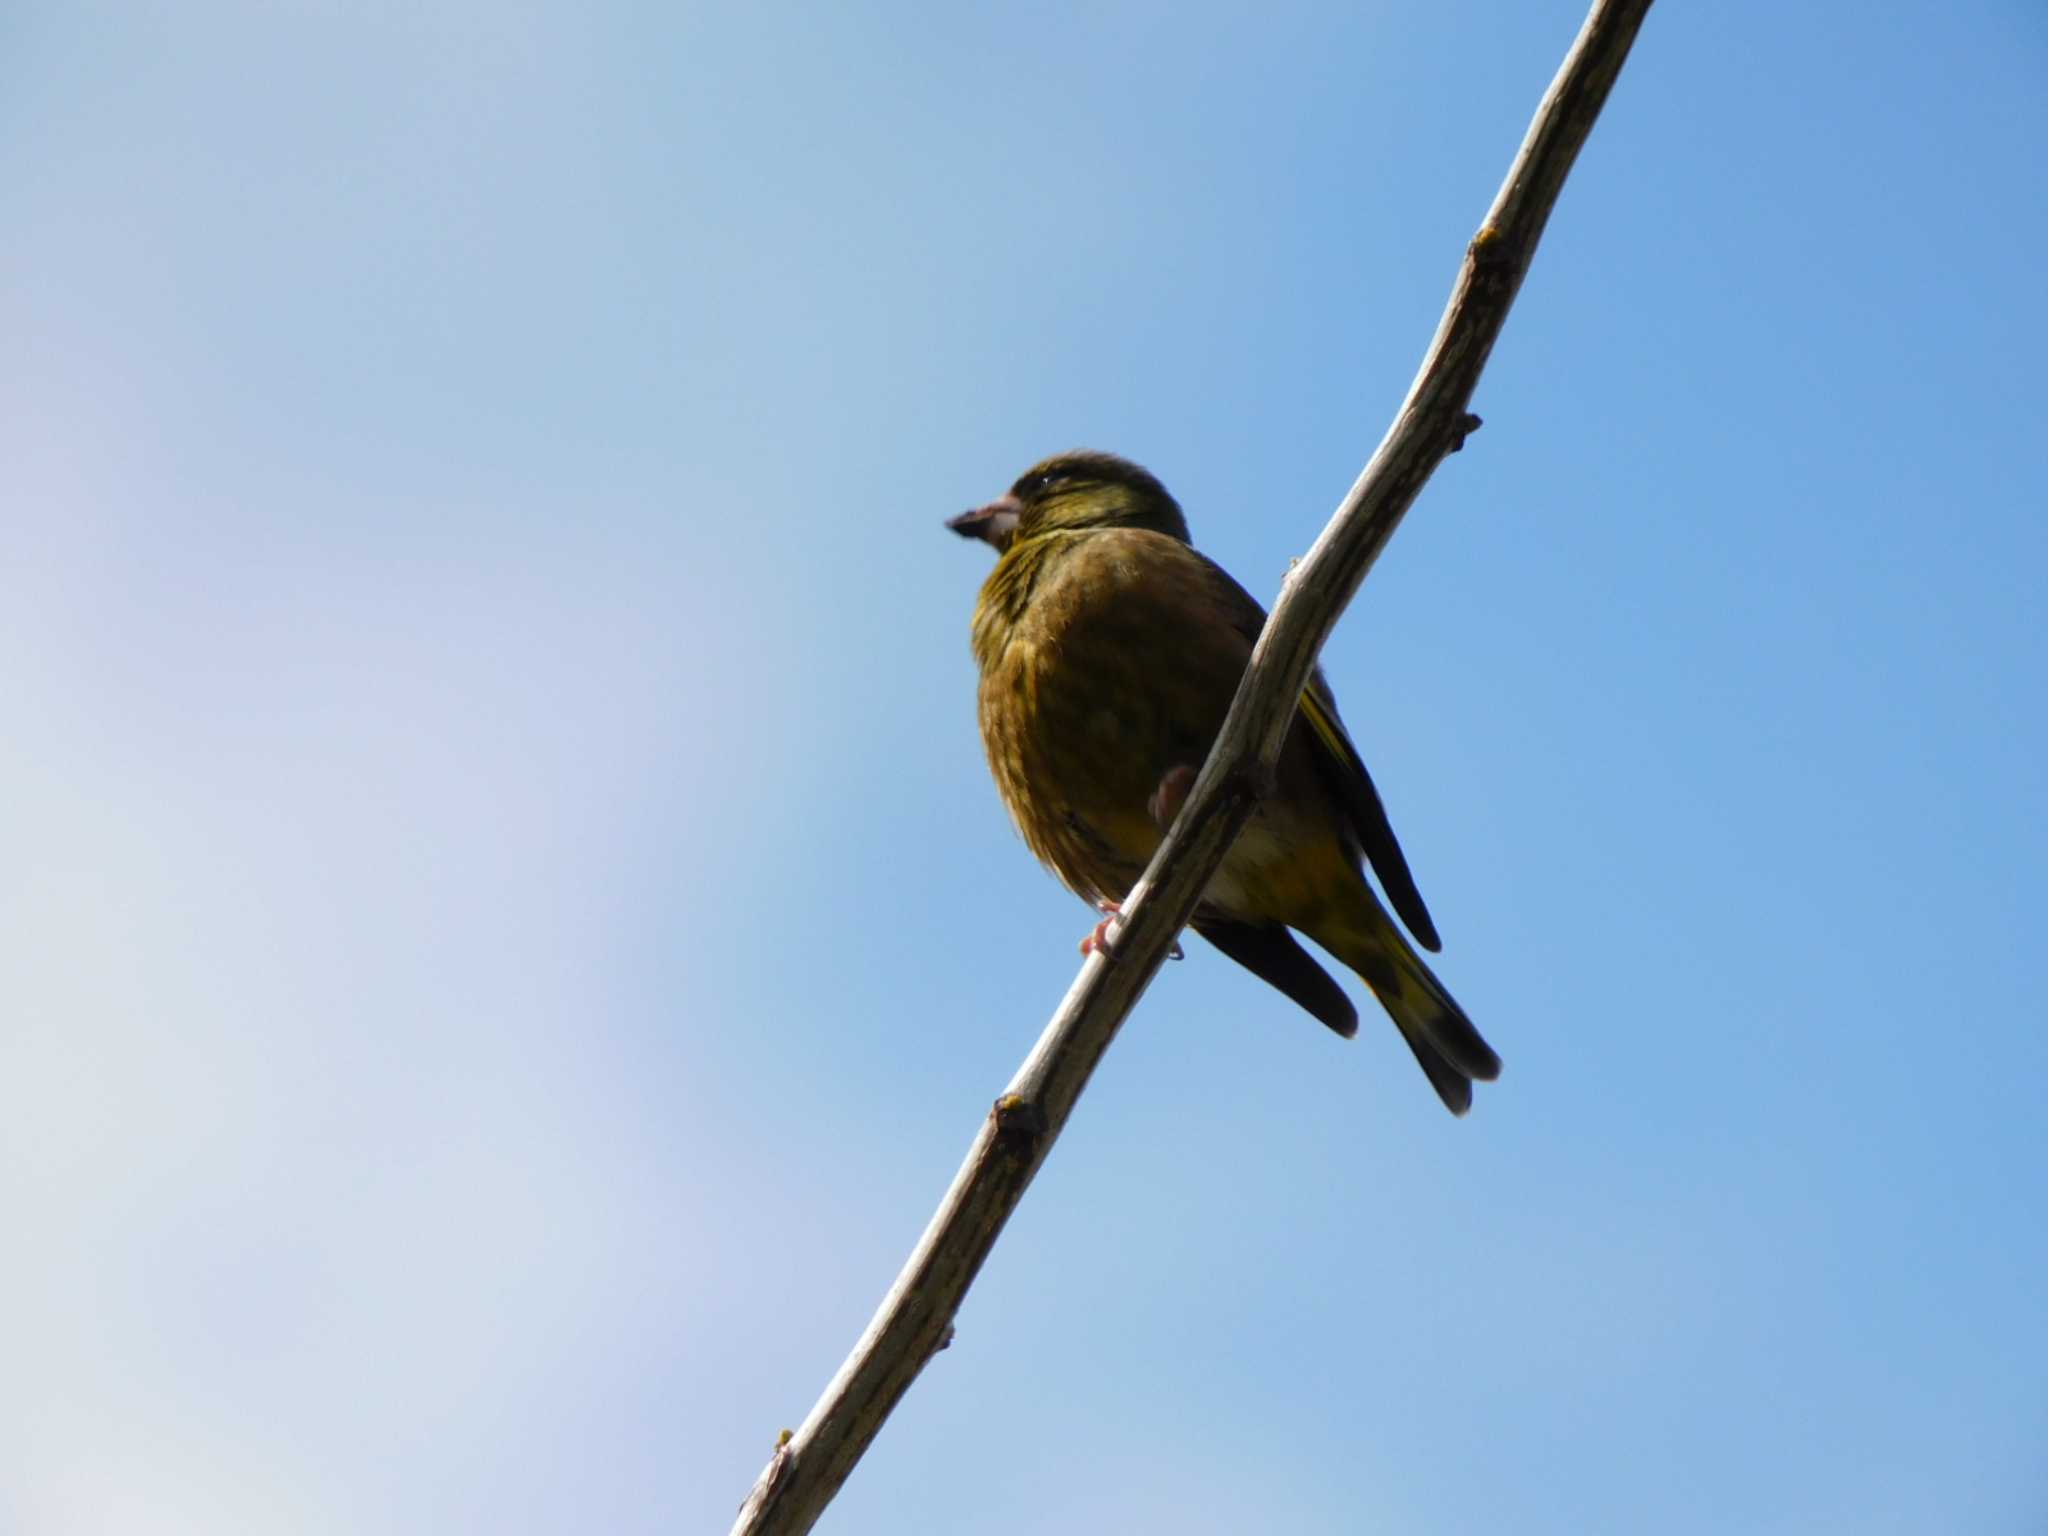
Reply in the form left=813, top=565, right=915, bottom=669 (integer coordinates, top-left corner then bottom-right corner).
left=946, top=450, right=1190, bottom=554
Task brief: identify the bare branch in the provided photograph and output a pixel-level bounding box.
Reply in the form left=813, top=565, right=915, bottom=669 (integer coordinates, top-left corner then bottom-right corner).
left=729, top=2, right=1654, bottom=1530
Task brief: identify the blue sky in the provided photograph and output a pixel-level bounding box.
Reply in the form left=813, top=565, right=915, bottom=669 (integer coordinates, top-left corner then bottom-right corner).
left=5, top=2, right=2045, bottom=1532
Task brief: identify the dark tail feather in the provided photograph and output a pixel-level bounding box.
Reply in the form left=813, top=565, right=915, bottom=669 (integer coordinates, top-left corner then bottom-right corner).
left=1195, top=919, right=1359, bottom=1039
left=1402, top=1030, right=1477, bottom=1116
left=1322, top=912, right=1500, bottom=1116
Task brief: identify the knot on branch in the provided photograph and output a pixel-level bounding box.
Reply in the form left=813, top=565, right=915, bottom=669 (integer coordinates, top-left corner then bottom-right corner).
left=1469, top=223, right=1516, bottom=267
left=991, top=1093, right=1046, bottom=1156
left=1448, top=412, right=1483, bottom=453
left=739, top=1435, right=798, bottom=1518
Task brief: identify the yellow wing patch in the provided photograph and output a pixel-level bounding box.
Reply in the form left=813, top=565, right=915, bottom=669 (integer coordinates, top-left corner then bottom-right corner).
left=1297, top=685, right=1360, bottom=775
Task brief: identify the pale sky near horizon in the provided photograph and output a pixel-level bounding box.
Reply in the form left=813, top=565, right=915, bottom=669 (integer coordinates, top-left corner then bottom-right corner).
left=5, top=3, right=2045, bottom=1533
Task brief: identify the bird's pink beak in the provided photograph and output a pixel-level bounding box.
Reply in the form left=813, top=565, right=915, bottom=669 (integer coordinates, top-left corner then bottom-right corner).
left=946, top=494, right=1022, bottom=551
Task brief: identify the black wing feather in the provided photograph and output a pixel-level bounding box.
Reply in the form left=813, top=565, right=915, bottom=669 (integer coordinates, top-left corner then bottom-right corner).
left=1300, top=702, right=1443, bottom=952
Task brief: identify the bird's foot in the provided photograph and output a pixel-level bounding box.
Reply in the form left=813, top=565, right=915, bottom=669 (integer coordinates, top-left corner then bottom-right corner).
left=1078, top=899, right=1182, bottom=961
left=1079, top=900, right=1121, bottom=960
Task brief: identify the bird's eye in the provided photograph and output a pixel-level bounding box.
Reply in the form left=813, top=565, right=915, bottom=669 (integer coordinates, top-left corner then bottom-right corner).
left=1028, top=472, right=1071, bottom=497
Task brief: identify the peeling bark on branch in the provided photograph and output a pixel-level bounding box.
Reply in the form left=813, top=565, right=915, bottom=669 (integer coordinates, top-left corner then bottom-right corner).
left=729, top=3, right=1654, bottom=1530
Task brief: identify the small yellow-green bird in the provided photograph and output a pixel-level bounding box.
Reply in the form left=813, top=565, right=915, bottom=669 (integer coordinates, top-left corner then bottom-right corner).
left=949, top=450, right=1500, bottom=1114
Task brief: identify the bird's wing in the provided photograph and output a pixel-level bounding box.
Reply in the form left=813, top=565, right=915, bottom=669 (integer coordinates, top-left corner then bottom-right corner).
left=1295, top=679, right=1442, bottom=952
left=1196, top=550, right=1443, bottom=953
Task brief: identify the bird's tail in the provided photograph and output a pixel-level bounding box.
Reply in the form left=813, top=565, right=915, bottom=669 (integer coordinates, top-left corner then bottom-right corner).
left=1319, top=910, right=1501, bottom=1116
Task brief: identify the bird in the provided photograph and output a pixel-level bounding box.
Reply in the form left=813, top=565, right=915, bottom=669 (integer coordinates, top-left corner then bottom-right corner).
left=948, top=450, right=1500, bottom=1114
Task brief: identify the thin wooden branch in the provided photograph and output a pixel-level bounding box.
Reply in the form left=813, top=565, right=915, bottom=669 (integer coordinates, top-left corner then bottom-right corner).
left=729, top=2, right=1654, bottom=1529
